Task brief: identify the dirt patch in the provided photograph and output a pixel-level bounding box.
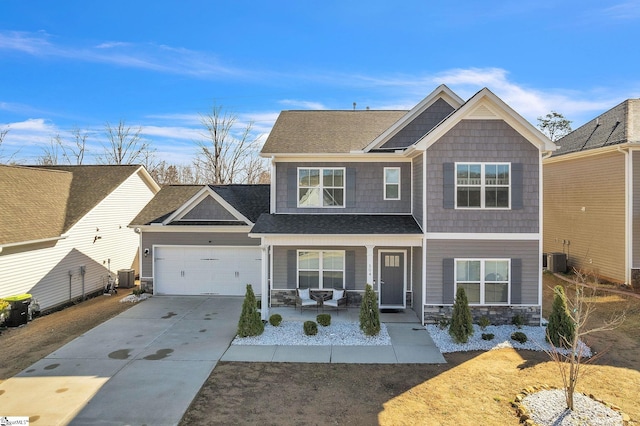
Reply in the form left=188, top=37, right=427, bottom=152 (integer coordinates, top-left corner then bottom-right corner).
left=181, top=273, right=640, bottom=425
left=0, top=291, right=135, bottom=382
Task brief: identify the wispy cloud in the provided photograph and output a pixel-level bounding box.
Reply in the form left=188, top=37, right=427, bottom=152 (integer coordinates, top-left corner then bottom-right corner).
left=279, top=99, right=328, bottom=110
left=0, top=31, right=247, bottom=79
left=597, top=1, right=640, bottom=20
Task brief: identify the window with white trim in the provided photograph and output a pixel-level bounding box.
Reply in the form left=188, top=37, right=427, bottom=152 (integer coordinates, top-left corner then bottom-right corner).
left=455, top=259, right=509, bottom=304
left=456, top=163, right=510, bottom=208
left=298, top=250, right=345, bottom=289
left=298, top=168, right=345, bottom=207
left=384, top=167, right=400, bottom=200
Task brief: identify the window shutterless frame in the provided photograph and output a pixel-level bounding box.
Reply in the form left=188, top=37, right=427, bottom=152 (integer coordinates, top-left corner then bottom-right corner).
left=297, top=250, right=345, bottom=289
left=453, top=258, right=510, bottom=305
left=383, top=167, right=401, bottom=200
left=297, top=167, right=346, bottom=208
left=455, top=162, right=511, bottom=209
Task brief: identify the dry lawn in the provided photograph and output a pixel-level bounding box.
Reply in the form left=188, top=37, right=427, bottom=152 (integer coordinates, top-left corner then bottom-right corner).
left=181, top=273, right=640, bottom=425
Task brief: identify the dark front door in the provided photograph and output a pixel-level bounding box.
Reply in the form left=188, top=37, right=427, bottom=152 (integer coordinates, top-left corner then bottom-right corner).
left=379, top=251, right=405, bottom=307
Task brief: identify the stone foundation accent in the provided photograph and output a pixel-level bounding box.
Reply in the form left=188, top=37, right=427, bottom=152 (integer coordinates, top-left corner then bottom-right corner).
left=270, top=289, right=363, bottom=307
left=141, top=279, right=153, bottom=293
left=632, top=269, right=640, bottom=293
left=423, top=305, right=541, bottom=326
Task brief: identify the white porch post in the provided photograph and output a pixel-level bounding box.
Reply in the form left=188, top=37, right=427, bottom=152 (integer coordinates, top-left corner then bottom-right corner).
left=366, top=245, right=375, bottom=285
left=260, top=244, right=269, bottom=321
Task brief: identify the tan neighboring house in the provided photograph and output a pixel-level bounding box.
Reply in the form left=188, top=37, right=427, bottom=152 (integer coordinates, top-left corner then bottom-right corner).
left=543, top=99, right=640, bottom=288
left=0, top=165, right=159, bottom=311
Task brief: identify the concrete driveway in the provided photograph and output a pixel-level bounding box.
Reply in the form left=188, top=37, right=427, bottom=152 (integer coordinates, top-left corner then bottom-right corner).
left=0, top=296, right=242, bottom=426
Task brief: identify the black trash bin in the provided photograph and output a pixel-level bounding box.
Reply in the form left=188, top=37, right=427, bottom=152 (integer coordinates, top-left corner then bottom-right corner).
left=4, top=294, right=32, bottom=327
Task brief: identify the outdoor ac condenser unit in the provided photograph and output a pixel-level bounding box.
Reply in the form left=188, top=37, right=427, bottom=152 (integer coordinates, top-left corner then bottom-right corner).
left=547, top=253, right=567, bottom=273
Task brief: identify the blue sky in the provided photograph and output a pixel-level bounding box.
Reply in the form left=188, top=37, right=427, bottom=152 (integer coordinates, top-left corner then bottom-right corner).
left=1, top=0, right=639, bottom=165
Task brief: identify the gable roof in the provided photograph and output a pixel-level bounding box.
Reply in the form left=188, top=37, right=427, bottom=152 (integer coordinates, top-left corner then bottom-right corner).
left=412, top=87, right=557, bottom=153
left=1, top=164, right=158, bottom=247
left=261, top=110, right=406, bottom=154
left=250, top=214, right=422, bottom=235
left=552, top=99, right=640, bottom=156
left=130, top=184, right=270, bottom=226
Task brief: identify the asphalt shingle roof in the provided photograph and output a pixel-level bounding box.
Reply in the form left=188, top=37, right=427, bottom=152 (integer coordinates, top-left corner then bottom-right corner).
left=250, top=214, right=423, bottom=235
left=261, top=110, right=407, bottom=154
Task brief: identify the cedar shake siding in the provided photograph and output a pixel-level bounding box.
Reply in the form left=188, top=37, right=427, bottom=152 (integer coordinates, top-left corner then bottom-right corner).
left=412, top=153, right=424, bottom=229
left=275, top=162, right=411, bottom=214
left=425, top=119, right=540, bottom=234
left=544, top=151, right=626, bottom=283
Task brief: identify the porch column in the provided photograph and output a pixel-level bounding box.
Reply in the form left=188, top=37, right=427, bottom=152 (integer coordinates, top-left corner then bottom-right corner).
left=260, top=244, right=269, bottom=321
left=366, top=245, right=375, bottom=285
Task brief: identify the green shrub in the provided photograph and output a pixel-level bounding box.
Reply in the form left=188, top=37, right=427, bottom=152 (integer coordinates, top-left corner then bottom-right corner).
left=511, top=314, right=525, bottom=329
left=303, top=320, right=318, bottom=336
left=359, top=284, right=381, bottom=336
left=511, top=331, right=528, bottom=344
left=317, top=313, right=331, bottom=327
left=132, top=286, right=145, bottom=296
left=269, top=314, right=282, bottom=327
left=237, top=285, right=264, bottom=337
left=546, top=285, right=576, bottom=348
left=481, top=333, right=495, bottom=341
left=449, top=287, right=474, bottom=343
left=437, top=317, right=450, bottom=330
left=478, top=316, right=491, bottom=330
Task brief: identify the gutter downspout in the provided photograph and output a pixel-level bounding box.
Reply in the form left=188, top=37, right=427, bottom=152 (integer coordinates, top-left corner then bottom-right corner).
left=617, top=145, right=632, bottom=285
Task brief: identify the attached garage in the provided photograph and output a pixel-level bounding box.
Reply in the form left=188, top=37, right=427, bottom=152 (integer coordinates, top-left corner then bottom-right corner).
left=154, top=246, right=262, bottom=296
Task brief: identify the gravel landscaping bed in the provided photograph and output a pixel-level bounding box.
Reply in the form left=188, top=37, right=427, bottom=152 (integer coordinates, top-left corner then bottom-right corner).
left=232, top=321, right=391, bottom=346
left=522, top=389, right=623, bottom=426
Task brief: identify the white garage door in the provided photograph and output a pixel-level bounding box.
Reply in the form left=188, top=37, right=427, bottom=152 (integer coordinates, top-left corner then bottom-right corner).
left=154, top=246, right=262, bottom=296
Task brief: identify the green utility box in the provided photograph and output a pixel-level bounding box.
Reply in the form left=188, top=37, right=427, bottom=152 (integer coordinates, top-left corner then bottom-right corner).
left=4, top=294, right=32, bottom=327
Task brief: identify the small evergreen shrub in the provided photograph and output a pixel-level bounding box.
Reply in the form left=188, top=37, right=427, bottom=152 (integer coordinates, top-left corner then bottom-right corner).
left=481, top=333, right=495, bottom=341
left=511, top=314, right=525, bottom=329
left=359, top=284, right=381, bottom=336
left=478, top=316, right=491, bottom=330
left=437, top=317, right=450, bottom=330
left=511, top=331, right=528, bottom=344
left=546, top=285, right=576, bottom=348
left=317, top=313, right=331, bottom=327
left=132, top=286, right=145, bottom=296
left=449, top=287, right=474, bottom=343
left=269, top=314, right=283, bottom=327
left=237, top=284, right=264, bottom=337
left=303, top=320, right=318, bottom=336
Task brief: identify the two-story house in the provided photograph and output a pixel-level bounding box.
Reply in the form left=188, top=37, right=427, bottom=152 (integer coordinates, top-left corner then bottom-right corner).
left=251, top=85, right=556, bottom=325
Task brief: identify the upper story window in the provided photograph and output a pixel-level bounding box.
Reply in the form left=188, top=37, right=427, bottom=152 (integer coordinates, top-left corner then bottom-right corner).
left=456, top=163, right=510, bottom=209
left=384, top=167, right=400, bottom=200
left=298, top=168, right=345, bottom=207
left=455, top=259, right=510, bottom=304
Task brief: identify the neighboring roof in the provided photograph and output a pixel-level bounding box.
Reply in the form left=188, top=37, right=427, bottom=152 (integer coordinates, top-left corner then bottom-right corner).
left=261, top=110, right=407, bottom=154
left=250, top=214, right=423, bottom=235
left=130, top=184, right=270, bottom=226
left=553, top=99, right=640, bottom=156
left=1, top=164, right=155, bottom=247
left=0, top=165, right=72, bottom=245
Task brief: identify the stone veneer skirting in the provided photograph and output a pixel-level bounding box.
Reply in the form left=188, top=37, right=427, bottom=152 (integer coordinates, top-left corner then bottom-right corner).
left=423, top=305, right=541, bottom=326
left=632, top=269, right=640, bottom=292
left=270, top=289, right=364, bottom=307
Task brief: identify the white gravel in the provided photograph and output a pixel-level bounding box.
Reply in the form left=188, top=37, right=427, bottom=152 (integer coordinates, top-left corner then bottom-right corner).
left=119, top=293, right=152, bottom=303
left=425, top=324, right=592, bottom=357
left=522, top=389, right=623, bottom=426
left=232, top=321, right=391, bottom=346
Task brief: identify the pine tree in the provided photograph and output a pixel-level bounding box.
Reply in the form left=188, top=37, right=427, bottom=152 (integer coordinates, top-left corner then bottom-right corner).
left=546, top=285, right=575, bottom=347
left=237, top=284, right=264, bottom=337
left=449, top=287, right=474, bottom=343
left=359, top=284, right=381, bottom=336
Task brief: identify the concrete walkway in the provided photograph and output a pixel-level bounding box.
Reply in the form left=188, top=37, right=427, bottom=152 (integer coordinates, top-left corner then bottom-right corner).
left=0, top=297, right=445, bottom=426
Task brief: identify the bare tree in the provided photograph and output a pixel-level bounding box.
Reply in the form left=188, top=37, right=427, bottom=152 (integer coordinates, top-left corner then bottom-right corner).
left=194, top=105, right=266, bottom=184
left=59, top=127, right=88, bottom=165
left=537, top=111, right=572, bottom=142
left=544, top=270, right=625, bottom=411
left=37, top=137, right=62, bottom=165
left=0, top=126, right=20, bottom=164
left=97, top=120, right=149, bottom=165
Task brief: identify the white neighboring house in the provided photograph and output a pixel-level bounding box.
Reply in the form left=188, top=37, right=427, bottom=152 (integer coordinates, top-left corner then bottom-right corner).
left=0, top=165, right=159, bottom=311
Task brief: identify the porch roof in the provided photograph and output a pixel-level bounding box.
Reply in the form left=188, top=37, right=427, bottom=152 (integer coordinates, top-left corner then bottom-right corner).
left=250, top=214, right=423, bottom=235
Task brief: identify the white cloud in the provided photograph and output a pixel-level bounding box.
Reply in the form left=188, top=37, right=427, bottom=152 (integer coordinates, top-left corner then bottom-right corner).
left=279, top=99, right=328, bottom=110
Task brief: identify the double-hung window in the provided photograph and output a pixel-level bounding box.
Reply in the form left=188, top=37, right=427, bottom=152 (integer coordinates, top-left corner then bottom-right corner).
left=455, top=259, right=510, bottom=304
left=298, top=168, right=345, bottom=207
left=456, top=163, right=510, bottom=208
left=384, top=167, right=400, bottom=200
left=297, top=250, right=345, bottom=289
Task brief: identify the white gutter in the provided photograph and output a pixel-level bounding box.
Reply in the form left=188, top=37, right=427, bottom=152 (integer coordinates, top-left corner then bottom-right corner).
left=0, top=234, right=68, bottom=253
left=617, top=145, right=632, bottom=285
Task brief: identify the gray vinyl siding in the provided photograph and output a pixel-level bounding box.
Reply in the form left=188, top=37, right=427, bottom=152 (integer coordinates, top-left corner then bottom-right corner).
left=426, top=119, right=540, bottom=233
left=272, top=246, right=367, bottom=290
left=412, top=154, right=424, bottom=229
left=425, top=239, right=540, bottom=305
left=380, top=98, right=456, bottom=149
left=634, top=151, right=640, bottom=268
left=183, top=197, right=237, bottom=220
left=141, top=231, right=258, bottom=277
left=412, top=246, right=423, bottom=311
left=275, top=162, right=411, bottom=213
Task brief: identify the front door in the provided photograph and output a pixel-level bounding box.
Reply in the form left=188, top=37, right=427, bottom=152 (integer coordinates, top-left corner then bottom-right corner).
left=379, top=251, right=405, bottom=308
